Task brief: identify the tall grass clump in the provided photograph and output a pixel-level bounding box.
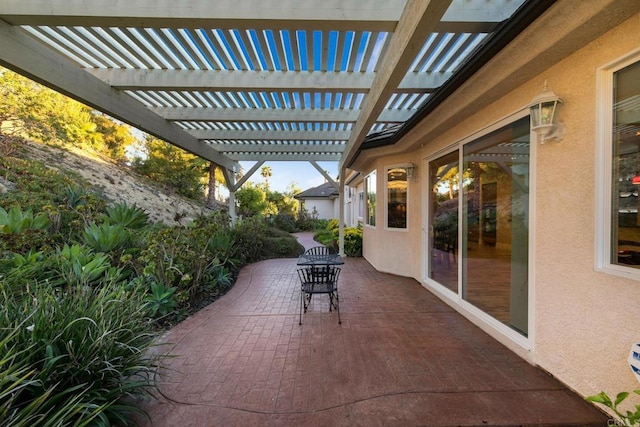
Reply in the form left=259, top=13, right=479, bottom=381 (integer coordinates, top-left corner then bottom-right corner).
left=0, top=280, right=161, bottom=426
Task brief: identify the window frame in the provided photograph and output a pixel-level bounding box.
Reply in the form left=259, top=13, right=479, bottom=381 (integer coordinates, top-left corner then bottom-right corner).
left=365, top=170, right=377, bottom=227
left=595, top=48, right=640, bottom=280
left=384, top=165, right=409, bottom=231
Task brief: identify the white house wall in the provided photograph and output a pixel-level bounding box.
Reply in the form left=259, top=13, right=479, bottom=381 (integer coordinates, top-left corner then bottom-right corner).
left=302, top=198, right=337, bottom=221
left=354, top=8, right=640, bottom=402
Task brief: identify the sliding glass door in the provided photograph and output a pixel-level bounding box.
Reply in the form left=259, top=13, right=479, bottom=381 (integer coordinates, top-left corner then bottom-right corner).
left=427, top=116, right=530, bottom=337
left=428, top=150, right=459, bottom=293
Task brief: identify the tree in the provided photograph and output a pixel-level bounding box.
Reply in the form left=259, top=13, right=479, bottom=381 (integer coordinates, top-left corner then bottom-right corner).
left=132, top=136, right=206, bottom=199
left=0, top=67, right=133, bottom=162
left=260, top=165, right=273, bottom=191
left=236, top=184, right=267, bottom=217
left=92, top=113, right=136, bottom=163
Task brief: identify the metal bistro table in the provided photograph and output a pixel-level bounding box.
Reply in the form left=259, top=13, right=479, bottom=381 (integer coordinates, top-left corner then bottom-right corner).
left=296, top=252, right=344, bottom=266
left=296, top=251, right=344, bottom=324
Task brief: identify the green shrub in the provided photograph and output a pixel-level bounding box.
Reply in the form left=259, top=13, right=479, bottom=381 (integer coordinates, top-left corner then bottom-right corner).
left=139, top=217, right=238, bottom=305
left=314, top=228, right=335, bottom=248
left=272, top=213, right=296, bottom=233
left=231, top=217, right=267, bottom=264
left=0, top=281, right=161, bottom=425
left=327, top=218, right=340, bottom=231
left=262, top=227, right=304, bottom=258
left=232, top=218, right=303, bottom=263
left=343, top=227, right=363, bottom=257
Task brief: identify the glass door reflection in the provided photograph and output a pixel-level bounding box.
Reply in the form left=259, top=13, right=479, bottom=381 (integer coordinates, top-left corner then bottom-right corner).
left=428, top=150, right=459, bottom=293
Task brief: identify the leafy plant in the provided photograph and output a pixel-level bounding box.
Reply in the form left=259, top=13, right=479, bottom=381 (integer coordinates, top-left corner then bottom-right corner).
left=55, top=244, right=120, bottom=287
left=101, top=203, right=149, bottom=229
left=342, top=226, right=363, bottom=257
left=63, top=184, right=93, bottom=208
left=145, top=281, right=178, bottom=317
left=587, top=390, right=640, bottom=426
left=0, top=281, right=161, bottom=425
left=0, top=205, right=49, bottom=234
left=82, top=222, right=130, bottom=252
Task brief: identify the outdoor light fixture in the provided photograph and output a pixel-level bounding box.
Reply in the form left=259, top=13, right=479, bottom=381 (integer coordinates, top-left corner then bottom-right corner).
left=528, top=80, right=563, bottom=143
left=406, top=163, right=418, bottom=179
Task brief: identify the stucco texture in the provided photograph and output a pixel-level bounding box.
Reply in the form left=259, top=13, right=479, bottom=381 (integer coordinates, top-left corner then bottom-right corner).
left=355, top=5, right=640, bottom=402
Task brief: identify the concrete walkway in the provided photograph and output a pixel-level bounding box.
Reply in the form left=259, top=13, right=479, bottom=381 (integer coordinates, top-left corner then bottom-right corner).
left=140, top=233, right=607, bottom=426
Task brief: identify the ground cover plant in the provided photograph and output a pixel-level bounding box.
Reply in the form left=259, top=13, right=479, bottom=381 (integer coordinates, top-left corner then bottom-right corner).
left=0, top=151, right=304, bottom=425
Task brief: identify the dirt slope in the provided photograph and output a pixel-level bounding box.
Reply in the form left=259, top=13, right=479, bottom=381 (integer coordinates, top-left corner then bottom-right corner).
left=15, top=140, right=209, bottom=225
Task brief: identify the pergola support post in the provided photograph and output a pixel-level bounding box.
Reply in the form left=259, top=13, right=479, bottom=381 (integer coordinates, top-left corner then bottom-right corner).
left=338, top=166, right=346, bottom=257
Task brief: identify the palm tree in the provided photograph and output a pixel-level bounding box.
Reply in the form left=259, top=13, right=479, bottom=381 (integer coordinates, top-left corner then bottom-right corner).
left=260, top=165, right=273, bottom=191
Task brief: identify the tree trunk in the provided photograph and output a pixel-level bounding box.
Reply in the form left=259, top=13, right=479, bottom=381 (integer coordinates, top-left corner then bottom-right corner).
left=207, top=162, right=217, bottom=208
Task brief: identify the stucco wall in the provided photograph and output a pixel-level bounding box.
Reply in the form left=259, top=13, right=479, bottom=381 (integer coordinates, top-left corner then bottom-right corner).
left=301, top=198, right=337, bottom=220
left=357, top=10, right=640, bottom=400
left=362, top=157, right=423, bottom=279
left=530, top=12, right=640, bottom=398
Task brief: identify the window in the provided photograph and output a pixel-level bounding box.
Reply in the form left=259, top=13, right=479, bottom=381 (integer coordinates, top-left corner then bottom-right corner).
left=387, top=167, right=407, bottom=229
left=365, top=171, right=376, bottom=226
left=358, top=191, right=364, bottom=219
left=608, top=57, right=640, bottom=268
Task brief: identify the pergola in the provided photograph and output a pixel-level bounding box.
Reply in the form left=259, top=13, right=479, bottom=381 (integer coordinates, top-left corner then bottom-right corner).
left=0, top=0, right=550, bottom=250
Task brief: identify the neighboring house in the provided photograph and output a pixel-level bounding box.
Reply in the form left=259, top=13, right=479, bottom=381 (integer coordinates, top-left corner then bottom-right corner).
left=344, top=2, right=640, bottom=403
left=294, top=181, right=339, bottom=220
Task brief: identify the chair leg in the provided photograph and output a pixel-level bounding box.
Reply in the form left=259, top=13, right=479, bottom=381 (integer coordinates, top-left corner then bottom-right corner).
left=335, top=291, right=341, bottom=324
left=299, top=289, right=303, bottom=325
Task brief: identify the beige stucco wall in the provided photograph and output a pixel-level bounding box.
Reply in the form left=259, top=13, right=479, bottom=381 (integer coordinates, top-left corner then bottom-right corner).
left=362, top=155, right=423, bottom=279
left=355, top=9, right=640, bottom=400
left=530, top=12, right=640, bottom=398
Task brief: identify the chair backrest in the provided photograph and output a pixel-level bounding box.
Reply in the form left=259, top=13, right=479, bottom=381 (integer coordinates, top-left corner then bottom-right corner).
left=304, top=246, right=331, bottom=256
left=297, top=266, right=340, bottom=291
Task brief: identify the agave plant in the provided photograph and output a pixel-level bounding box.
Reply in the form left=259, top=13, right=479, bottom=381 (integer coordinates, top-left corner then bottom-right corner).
left=0, top=206, right=50, bottom=234
left=63, top=184, right=92, bottom=208
left=54, top=244, right=120, bottom=287
left=101, top=203, right=149, bottom=229
left=82, top=222, right=130, bottom=253
left=145, top=281, right=178, bottom=317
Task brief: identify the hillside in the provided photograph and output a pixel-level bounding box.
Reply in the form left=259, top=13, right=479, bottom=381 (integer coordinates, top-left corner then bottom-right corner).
left=1, top=139, right=211, bottom=224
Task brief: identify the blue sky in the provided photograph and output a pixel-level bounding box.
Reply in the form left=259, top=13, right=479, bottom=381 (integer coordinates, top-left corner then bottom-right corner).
left=239, top=161, right=339, bottom=193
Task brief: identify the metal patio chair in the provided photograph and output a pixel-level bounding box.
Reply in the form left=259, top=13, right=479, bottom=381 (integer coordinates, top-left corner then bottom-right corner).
left=297, top=265, right=341, bottom=325
left=304, top=246, right=332, bottom=255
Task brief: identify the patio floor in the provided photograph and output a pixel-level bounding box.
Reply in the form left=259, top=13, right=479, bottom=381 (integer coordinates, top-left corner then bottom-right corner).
left=139, top=233, right=608, bottom=426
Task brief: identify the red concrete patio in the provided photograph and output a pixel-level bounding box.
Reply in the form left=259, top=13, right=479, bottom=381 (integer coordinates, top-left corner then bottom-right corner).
left=139, top=233, right=608, bottom=426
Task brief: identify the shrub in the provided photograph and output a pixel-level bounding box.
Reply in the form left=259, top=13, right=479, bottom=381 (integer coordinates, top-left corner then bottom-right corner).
left=272, top=213, right=296, bottom=233
left=0, top=281, right=161, bottom=425
left=327, top=218, right=340, bottom=231
left=342, top=227, right=363, bottom=257
left=314, top=228, right=335, bottom=248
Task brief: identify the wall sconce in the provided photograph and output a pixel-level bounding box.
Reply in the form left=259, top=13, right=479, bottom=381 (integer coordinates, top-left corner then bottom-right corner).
left=406, top=163, right=418, bottom=179
left=528, top=80, right=563, bottom=143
